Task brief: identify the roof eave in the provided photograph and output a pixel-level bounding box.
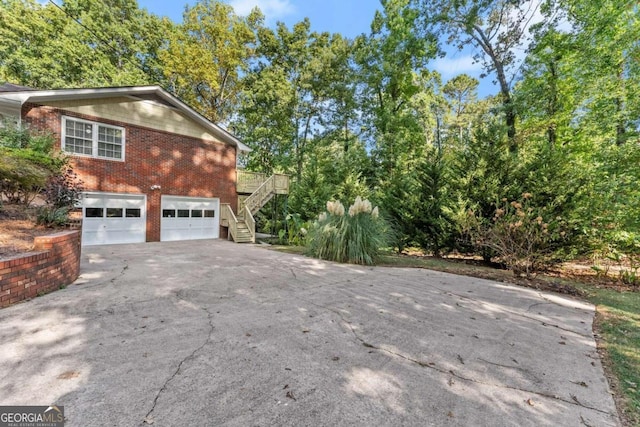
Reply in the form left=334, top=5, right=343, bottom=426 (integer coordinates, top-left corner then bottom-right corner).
left=0, top=86, right=252, bottom=152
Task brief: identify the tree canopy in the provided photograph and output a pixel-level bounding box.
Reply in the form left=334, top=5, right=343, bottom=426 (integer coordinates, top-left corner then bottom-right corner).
left=1, top=0, right=638, bottom=274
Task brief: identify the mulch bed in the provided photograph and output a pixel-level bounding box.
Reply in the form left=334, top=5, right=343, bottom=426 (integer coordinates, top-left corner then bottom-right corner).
left=0, top=204, right=61, bottom=259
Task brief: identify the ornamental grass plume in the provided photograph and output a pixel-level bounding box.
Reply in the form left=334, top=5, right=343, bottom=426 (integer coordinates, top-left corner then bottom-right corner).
left=326, top=200, right=345, bottom=216
left=348, top=196, right=373, bottom=217
left=307, top=197, right=388, bottom=265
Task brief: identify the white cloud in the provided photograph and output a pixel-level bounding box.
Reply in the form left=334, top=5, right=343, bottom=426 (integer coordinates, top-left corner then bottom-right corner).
left=228, top=0, right=295, bottom=20
left=432, top=55, right=483, bottom=77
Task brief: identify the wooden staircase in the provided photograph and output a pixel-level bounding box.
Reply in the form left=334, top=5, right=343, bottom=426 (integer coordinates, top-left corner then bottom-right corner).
left=220, top=171, right=289, bottom=243
left=234, top=220, right=254, bottom=243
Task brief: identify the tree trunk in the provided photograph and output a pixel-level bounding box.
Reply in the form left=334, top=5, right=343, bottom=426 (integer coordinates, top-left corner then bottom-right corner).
left=547, top=59, right=558, bottom=147
left=615, top=61, right=626, bottom=146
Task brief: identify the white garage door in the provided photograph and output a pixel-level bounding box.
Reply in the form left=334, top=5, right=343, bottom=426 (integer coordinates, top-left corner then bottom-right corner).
left=82, top=193, right=146, bottom=246
left=161, top=196, right=220, bottom=242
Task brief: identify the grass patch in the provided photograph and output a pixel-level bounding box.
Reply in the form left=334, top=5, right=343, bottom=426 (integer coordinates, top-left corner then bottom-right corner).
left=576, top=285, right=640, bottom=427
left=265, top=244, right=306, bottom=255
left=267, top=246, right=640, bottom=426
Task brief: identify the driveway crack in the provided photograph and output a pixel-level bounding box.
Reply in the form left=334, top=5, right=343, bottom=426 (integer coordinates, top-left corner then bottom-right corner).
left=77, top=261, right=129, bottom=289
left=142, top=305, right=215, bottom=425
left=378, top=270, right=593, bottom=338
left=303, top=298, right=613, bottom=417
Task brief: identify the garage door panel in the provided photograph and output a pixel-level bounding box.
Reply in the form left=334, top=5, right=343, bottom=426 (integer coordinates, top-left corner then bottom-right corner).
left=161, top=196, right=219, bottom=242
left=82, top=193, right=146, bottom=246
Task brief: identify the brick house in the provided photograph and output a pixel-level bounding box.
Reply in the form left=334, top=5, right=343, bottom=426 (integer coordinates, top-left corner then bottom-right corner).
left=0, top=85, right=288, bottom=245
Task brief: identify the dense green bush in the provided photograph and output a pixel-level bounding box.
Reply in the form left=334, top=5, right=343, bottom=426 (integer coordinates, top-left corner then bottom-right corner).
left=0, top=120, right=54, bottom=152
left=36, top=206, right=71, bottom=227
left=307, top=197, right=389, bottom=265
left=276, top=213, right=309, bottom=246
left=1, top=123, right=82, bottom=227
left=0, top=123, right=62, bottom=206
left=0, top=149, right=52, bottom=205
left=42, top=166, right=84, bottom=209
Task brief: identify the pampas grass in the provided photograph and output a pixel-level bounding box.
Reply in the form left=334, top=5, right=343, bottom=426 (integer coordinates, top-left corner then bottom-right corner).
left=307, top=197, right=389, bottom=265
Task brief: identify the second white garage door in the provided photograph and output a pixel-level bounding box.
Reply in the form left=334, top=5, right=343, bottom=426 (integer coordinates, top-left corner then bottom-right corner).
left=161, top=196, right=220, bottom=242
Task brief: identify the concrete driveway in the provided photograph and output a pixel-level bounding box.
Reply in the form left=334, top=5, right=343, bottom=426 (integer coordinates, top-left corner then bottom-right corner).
left=0, top=240, right=620, bottom=426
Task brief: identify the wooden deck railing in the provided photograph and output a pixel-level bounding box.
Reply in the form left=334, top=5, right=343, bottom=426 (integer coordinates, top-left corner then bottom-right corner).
left=237, top=170, right=289, bottom=194
left=273, top=174, right=289, bottom=194
left=227, top=171, right=290, bottom=243
left=237, top=170, right=268, bottom=194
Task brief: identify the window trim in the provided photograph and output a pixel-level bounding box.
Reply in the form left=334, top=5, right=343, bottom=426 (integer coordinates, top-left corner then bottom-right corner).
left=61, top=116, right=126, bottom=161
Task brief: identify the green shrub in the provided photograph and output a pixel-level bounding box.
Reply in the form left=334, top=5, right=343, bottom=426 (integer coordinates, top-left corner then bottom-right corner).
left=42, top=166, right=84, bottom=209
left=466, top=193, right=566, bottom=277
left=0, top=123, right=63, bottom=206
left=307, top=197, right=390, bottom=265
left=276, top=213, right=309, bottom=246
left=36, top=206, right=70, bottom=227
left=0, top=120, right=54, bottom=152
left=0, top=149, right=52, bottom=205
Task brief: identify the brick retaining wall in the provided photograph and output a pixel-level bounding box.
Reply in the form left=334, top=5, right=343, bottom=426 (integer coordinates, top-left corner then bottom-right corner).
left=0, top=230, right=81, bottom=308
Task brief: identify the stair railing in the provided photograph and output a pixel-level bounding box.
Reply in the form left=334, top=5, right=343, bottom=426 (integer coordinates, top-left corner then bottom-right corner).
left=221, top=203, right=238, bottom=242
left=243, top=204, right=256, bottom=243
left=243, top=175, right=275, bottom=215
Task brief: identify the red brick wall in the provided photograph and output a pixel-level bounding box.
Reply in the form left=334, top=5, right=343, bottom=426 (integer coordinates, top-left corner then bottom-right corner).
left=22, top=103, right=238, bottom=241
left=0, top=231, right=81, bottom=309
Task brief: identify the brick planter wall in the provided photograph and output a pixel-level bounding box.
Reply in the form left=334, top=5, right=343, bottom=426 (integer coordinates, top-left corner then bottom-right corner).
left=0, top=230, right=81, bottom=308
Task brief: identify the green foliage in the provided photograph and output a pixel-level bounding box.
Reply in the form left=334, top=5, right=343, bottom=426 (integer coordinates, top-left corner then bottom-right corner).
left=36, top=206, right=70, bottom=227
left=582, top=285, right=640, bottom=424
left=307, top=198, right=389, bottom=265
left=0, top=149, right=51, bottom=204
left=42, top=166, right=84, bottom=209
left=289, top=137, right=371, bottom=221
left=278, top=213, right=309, bottom=246
left=0, top=0, right=168, bottom=88
left=467, top=194, right=566, bottom=277
left=161, top=0, right=262, bottom=122
left=380, top=148, right=454, bottom=255
left=0, top=121, right=54, bottom=151
left=0, top=123, right=60, bottom=205
left=412, top=150, right=454, bottom=255
left=0, top=123, right=81, bottom=211
left=237, top=18, right=358, bottom=183
left=288, top=163, right=333, bottom=222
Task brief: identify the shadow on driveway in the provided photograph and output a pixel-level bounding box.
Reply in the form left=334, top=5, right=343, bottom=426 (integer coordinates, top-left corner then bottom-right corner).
left=0, top=240, right=621, bottom=426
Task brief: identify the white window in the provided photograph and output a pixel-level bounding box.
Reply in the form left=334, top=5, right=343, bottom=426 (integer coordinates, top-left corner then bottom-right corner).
left=62, top=116, right=125, bottom=160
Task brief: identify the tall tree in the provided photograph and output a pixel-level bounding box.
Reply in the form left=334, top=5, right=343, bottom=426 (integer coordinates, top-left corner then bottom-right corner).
left=238, top=20, right=356, bottom=180
left=555, top=0, right=640, bottom=145
left=0, top=0, right=168, bottom=88
left=161, top=0, right=263, bottom=123
left=415, top=0, right=544, bottom=150
left=442, top=73, right=479, bottom=142
left=355, top=0, right=437, bottom=172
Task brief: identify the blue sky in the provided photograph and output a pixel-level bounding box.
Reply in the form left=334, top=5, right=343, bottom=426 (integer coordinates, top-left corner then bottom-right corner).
left=137, top=0, right=494, bottom=97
